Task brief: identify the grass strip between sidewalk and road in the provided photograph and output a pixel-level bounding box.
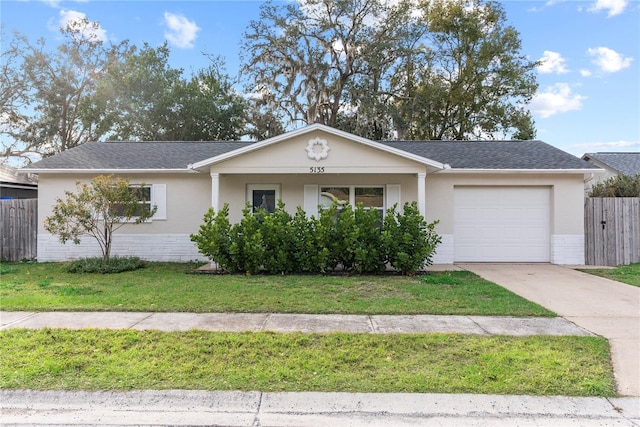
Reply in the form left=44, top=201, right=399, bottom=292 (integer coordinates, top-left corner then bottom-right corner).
left=0, top=329, right=614, bottom=396
left=0, top=262, right=554, bottom=316
left=579, top=263, right=640, bottom=288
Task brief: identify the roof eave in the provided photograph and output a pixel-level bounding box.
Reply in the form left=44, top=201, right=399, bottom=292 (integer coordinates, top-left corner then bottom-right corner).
left=440, top=168, right=604, bottom=174
left=21, top=168, right=195, bottom=174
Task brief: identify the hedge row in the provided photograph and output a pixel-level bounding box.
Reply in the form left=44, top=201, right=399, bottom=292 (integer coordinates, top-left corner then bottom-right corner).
left=191, top=201, right=441, bottom=275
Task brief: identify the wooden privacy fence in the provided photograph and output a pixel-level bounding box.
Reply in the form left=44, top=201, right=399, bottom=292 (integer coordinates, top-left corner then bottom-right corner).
left=0, top=199, right=37, bottom=262
left=585, top=197, right=640, bottom=266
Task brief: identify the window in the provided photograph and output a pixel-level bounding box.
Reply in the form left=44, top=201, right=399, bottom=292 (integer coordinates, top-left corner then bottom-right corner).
left=320, top=186, right=385, bottom=215
left=112, top=185, right=152, bottom=219
left=320, top=187, right=349, bottom=209
left=132, top=186, right=153, bottom=217
left=247, top=184, right=280, bottom=214
left=111, top=184, right=166, bottom=221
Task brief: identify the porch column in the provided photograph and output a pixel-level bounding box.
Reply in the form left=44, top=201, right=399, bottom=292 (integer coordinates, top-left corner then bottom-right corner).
left=210, top=171, right=220, bottom=211
left=417, top=172, right=426, bottom=217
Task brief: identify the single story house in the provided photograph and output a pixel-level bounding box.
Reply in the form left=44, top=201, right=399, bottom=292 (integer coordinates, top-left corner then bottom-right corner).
left=23, top=124, right=599, bottom=265
left=581, top=152, right=640, bottom=194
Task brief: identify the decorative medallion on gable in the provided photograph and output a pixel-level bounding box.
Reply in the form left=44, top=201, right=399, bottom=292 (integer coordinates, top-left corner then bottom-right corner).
left=305, top=137, right=330, bottom=162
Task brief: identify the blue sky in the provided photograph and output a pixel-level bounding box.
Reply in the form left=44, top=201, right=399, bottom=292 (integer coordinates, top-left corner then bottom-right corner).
left=2, top=0, right=638, bottom=157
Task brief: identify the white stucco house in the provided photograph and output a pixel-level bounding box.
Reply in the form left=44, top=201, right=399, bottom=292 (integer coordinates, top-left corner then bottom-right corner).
left=23, top=124, right=599, bottom=265
left=581, top=152, right=640, bottom=194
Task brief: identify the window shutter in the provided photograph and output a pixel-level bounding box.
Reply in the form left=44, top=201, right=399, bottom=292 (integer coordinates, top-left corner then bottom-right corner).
left=304, top=185, right=319, bottom=218
left=153, top=184, right=167, bottom=220
left=386, top=184, right=401, bottom=211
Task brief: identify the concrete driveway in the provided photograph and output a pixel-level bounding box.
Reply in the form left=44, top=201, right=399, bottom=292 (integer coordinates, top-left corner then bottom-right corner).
left=459, top=263, right=640, bottom=397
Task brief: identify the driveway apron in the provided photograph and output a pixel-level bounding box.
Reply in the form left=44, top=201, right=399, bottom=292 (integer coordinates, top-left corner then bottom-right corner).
left=458, top=263, right=640, bottom=397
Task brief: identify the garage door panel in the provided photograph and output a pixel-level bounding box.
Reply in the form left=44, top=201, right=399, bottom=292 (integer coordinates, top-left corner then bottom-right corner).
left=454, top=187, right=550, bottom=262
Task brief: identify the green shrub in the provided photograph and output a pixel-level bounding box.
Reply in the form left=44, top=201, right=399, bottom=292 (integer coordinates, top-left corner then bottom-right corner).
left=326, top=204, right=359, bottom=271
left=353, top=204, right=386, bottom=274
left=589, top=174, right=640, bottom=197
left=191, top=200, right=441, bottom=275
left=229, top=204, right=265, bottom=275
left=383, top=202, right=441, bottom=275
left=190, top=204, right=233, bottom=271
left=291, top=207, right=328, bottom=273
left=260, top=201, right=295, bottom=273
left=66, top=256, right=145, bottom=274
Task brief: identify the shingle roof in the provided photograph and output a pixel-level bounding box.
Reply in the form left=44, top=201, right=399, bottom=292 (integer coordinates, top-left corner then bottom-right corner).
left=23, top=138, right=596, bottom=171
left=24, top=141, right=254, bottom=170
left=582, top=152, right=640, bottom=176
left=379, top=140, right=596, bottom=169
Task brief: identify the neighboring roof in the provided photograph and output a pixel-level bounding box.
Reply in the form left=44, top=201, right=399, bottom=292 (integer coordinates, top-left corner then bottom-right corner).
left=380, top=140, right=597, bottom=170
left=22, top=125, right=596, bottom=172
left=581, top=152, right=640, bottom=176
left=23, top=141, right=254, bottom=171
left=0, top=164, right=38, bottom=186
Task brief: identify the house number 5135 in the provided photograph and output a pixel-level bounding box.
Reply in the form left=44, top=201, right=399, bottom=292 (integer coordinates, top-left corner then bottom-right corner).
left=309, top=167, right=325, bottom=174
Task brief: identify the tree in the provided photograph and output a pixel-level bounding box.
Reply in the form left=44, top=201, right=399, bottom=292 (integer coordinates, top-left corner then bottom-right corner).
left=589, top=175, right=640, bottom=197
left=0, top=27, right=30, bottom=157
left=95, top=42, right=183, bottom=141
left=96, top=46, right=247, bottom=141
left=240, top=0, right=538, bottom=141
left=393, top=0, right=539, bottom=140
left=164, top=60, right=247, bottom=141
left=1, top=20, right=129, bottom=164
left=240, top=0, right=416, bottom=131
left=44, top=175, right=157, bottom=262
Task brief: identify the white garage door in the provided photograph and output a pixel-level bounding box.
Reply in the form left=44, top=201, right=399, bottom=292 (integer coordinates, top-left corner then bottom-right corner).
left=454, top=187, right=550, bottom=262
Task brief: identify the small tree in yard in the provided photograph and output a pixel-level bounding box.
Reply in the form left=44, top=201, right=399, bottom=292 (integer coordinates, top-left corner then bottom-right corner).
left=44, top=175, right=157, bottom=263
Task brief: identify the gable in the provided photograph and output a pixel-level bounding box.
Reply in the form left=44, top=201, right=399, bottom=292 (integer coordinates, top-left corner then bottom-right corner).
left=206, top=128, right=437, bottom=174
left=192, top=124, right=445, bottom=173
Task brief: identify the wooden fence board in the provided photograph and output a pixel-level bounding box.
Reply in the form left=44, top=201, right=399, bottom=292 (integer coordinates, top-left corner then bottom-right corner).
left=0, top=199, right=38, bottom=262
left=585, top=197, right=640, bottom=266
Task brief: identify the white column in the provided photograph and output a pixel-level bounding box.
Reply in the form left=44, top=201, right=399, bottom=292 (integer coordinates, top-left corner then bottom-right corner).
left=210, top=171, right=220, bottom=211
left=417, top=172, right=426, bottom=217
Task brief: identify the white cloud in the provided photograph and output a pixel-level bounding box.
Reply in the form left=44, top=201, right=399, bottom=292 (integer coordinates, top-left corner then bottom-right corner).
left=529, top=83, right=586, bottom=118
left=570, top=140, right=640, bottom=152
left=580, top=69, right=593, bottom=77
left=58, top=10, right=107, bottom=42
left=538, top=51, right=569, bottom=74
left=163, top=12, right=200, bottom=49
left=40, top=0, right=89, bottom=6
left=588, top=0, right=627, bottom=17
left=588, top=47, right=633, bottom=73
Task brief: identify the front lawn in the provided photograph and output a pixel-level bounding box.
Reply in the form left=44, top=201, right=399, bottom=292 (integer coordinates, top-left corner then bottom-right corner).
left=579, top=263, right=640, bottom=287
left=0, top=329, right=614, bottom=396
left=0, top=262, right=554, bottom=316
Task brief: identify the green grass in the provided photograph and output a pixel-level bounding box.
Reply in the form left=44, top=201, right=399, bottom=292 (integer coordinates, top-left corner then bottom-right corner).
left=579, top=263, right=640, bottom=287
left=0, top=329, right=614, bottom=396
left=0, top=262, right=554, bottom=316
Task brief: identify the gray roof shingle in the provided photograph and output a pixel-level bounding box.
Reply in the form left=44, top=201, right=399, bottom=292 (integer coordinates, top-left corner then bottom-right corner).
left=582, top=152, right=640, bottom=176
left=24, top=141, right=254, bottom=170
left=380, top=140, right=596, bottom=169
left=23, top=138, right=596, bottom=171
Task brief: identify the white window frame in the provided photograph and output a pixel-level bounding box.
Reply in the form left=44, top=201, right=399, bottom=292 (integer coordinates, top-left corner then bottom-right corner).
left=124, top=183, right=166, bottom=222
left=247, top=184, right=281, bottom=213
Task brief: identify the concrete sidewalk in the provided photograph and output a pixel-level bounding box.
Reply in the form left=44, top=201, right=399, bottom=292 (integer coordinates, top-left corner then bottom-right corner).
left=459, top=263, right=640, bottom=397
left=2, top=389, right=639, bottom=426
left=1, top=311, right=593, bottom=336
